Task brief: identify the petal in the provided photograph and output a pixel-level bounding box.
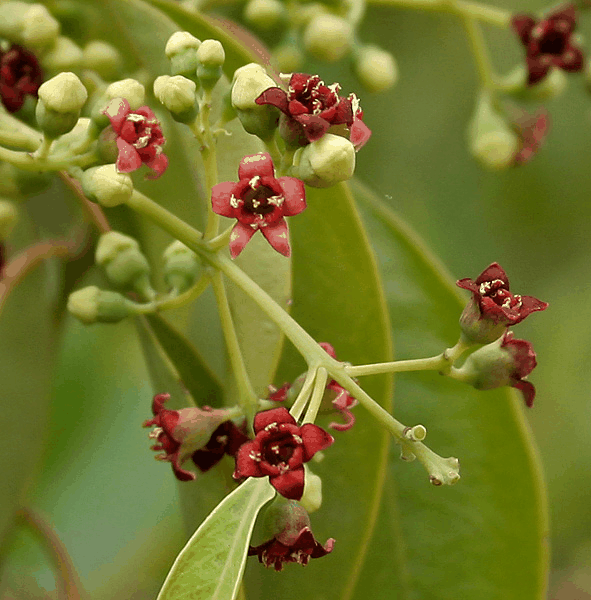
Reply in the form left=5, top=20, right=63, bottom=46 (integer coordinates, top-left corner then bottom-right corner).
left=547, top=4, right=577, bottom=28
left=294, top=114, right=330, bottom=142
left=234, top=441, right=265, bottom=478
left=511, top=15, right=536, bottom=44
left=145, top=152, right=168, bottom=179
left=192, top=447, right=225, bottom=472
left=278, top=177, right=306, bottom=216
left=270, top=467, right=305, bottom=500
left=526, top=56, right=551, bottom=85
left=300, top=423, right=334, bottom=460
left=229, top=222, right=257, bottom=259
left=512, top=379, right=536, bottom=408
left=255, top=87, right=290, bottom=114
left=238, top=153, right=275, bottom=180
left=456, top=277, right=478, bottom=293
left=115, top=138, right=142, bottom=173
left=519, top=295, right=549, bottom=318
left=253, top=407, right=295, bottom=433
left=330, top=97, right=354, bottom=125
left=103, top=97, right=130, bottom=132
left=556, top=45, right=584, bottom=72
left=261, top=219, right=291, bottom=257
left=474, top=262, right=509, bottom=287
left=329, top=408, right=356, bottom=432
left=135, top=105, right=157, bottom=120
left=319, top=342, right=337, bottom=358
left=350, top=119, right=372, bottom=150
left=170, top=453, right=196, bottom=481
left=211, top=181, right=237, bottom=216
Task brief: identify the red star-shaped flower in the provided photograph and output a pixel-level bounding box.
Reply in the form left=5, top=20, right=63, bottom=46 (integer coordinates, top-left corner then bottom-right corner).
left=0, top=44, right=43, bottom=113
left=103, top=98, right=168, bottom=179
left=211, top=153, right=306, bottom=258
left=143, top=393, right=248, bottom=481
left=234, top=407, right=334, bottom=500
left=501, top=331, right=538, bottom=407
left=255, top=73, right=371, bottom=149
left=512, top=4, right=584, bottom=85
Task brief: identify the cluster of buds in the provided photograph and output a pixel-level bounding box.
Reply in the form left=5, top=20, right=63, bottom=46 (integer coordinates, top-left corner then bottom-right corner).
left=453, top=263, right=548, bottom=406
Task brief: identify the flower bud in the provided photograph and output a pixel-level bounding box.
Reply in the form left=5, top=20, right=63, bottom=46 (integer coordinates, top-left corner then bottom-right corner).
left=0, top=200, right=18, bottom=240
left=95, top=231, right=152, bottom=295
left=41, top=36, right=84, bottom=72
left=231, top=63, right=279, bottom=139
left=165, top=31, right=201, bottom=78
left=36, top=72, right=88, bottom=137
left=273, top=42, right=304, bottom=73
left=163, top=240, right=200, bottom=293
left=90, top=78, right=145, bottom=126
left=353, top=45, right=398, bottom=93
left=82, top=40, right=122, bottom=80
left=67, top=286, right=135, bottom=324
left=303, top=14, right=353, bottom=62
left=154, top=75, right=197, bottom=123
left=292, top=134, right=355, bottom=187
left=81, top=164, right=133, bottom=207
left=0, top=2, right=29, bottom=40
left=299, top=466, right=322, bottom=513
left=22, top=4, right=60, bottom=49
left=468, top=92, right=519, bottom=170
left=196, top=40, right=225, bottom=89
left=243, top=0, right=285, bottom=30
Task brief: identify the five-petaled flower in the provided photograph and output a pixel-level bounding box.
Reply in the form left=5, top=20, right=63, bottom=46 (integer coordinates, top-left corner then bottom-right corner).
left=103, top=98, right=168, bottom=179
left=143, top=393, right=248, bottom=481
left=500, top=331, right=538, bottom=407
left=234, top=407, right=334, bottom=500
left=211, top=153, right=306, bottom=258
left=0, top=44, right=43, bottom=113
left=512, top=4, right=584, bottom=85
left=255, top=73, right=371, bottom=149
left=457, top=262, right=548, bottom=344
left=248, top=500, right=334, bottom=571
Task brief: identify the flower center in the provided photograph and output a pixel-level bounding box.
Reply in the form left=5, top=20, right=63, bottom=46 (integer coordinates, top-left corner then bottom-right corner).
left=479, top=279, right=523, bottom=311
left=241, top=183, right=284, bottom=216
left=539, top=28, right=568, bottom=55
left=263, top=432, right=298, bottom=466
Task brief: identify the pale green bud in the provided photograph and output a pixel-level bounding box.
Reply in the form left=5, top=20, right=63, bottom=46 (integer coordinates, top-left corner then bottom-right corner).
left=0, top=200, right=18, bottom=240
left=231, top=63, right=279, bottom=138
left=154, top=75, right=197, bottom=122
left=163, top=240, right=200, bottom=293
left=354, top=45, right=398, bottom=93
left=41, top=36, right=84, bottom=72
left=468, top=92, right=519, bottom=170
left=95, top=231, right=152, bottom=294
left=273, top=43, right=304, bottom=73
left=299, top=466, right=323, bottom=513
left=303, top=14, right=353, bottom=62
left=292, top=134, right=355, bottom=187
left=81, top=165, right=133, bottom=208
left=82, top=41, right=122, bottom=80
left=67, top=286, right=135, bottom=324
left=22, top=4, right=60, bottom=49
left=36, top=72, right=88, bottom=137
left=501, top=65, right=567, bottom=101
left=196, top=40, right=225, bottom=89
left=105, top=78, right=145, bottom=109
left=243, top=0, right=285, bottom=30
left=165, top=31, right=201, bottom=78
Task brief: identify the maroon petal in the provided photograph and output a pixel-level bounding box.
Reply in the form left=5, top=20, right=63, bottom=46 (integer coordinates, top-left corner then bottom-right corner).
left=300, top=423, right=334, bottom=460
left=511, top=14, right=536, bottom=44
left=526, top=56, right=551, bottom=85
left=456, top=277, right=478, bottom=293
left=192, top=447, right=225, bottom=472
left=350, top=119, right=372, bottom=150
left=234, top=441, right=265, bottom=478
left=278, top=177, right=306, bottom=216
left=548, top=4, right=577, bottom=28
left=211, top=182, right=236, bottom=216
left=135, top=105, right=157, bottom=120
left=319, top=342, right=337, bottom=358
left=556, top=45, right=584, bottom=72
left=103, top=97, right=130, bottom=133
left=238, top=153, right=275, bottom=180
left=329, top=408, right=356, bottom=431
left=270, top=467, right=305, bottom=500
left=293, top=114, right=331, bottom=142
left=253, top=407, right=295, bottom=433
left=255, top=87, right=289, bottom=114
left=261, top=219, right=291, bottom=257
left=512, top=379, right=536, bottom=407
left=475, top=262, right=509, bottom=287
left=115, top=138, right=142, bottom=172
left=229, top=222, right=257, bottom=258
left=519, top=295, right=549, bottom=318
left=145, top=152, right=168, bottom=179
left=171, top=457, right=197, bottom=481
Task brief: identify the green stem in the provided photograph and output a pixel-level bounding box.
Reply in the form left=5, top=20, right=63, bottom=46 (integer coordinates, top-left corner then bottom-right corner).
left=33, top=135, right=53, bottom=159
left=0, top=144, right=98, bottom=171
left=206, top=224, right=233, bottom=252
left=302, top=367, right=328, bottom=425
left=156, top=273, right=211, bottom=311
left=290, top=369, right=317, bottom=421
left=346, top=355, right=448, bottom=377
left=211, top=270, right=259, bottom=420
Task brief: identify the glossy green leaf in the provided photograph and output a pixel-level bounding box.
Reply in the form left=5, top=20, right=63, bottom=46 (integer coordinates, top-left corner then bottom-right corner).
left=157, top=477, right=275, bottom=600
left=245, top=182, right=394, bottom=598
left=350, top=178, right=549, bottom=600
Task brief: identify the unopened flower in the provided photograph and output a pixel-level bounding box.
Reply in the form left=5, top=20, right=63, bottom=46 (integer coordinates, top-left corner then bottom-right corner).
left=0, top=44, right=43, bottom=112
left=248, top=499, right=334, bottom=571
left=234, top=407, right=334, bottom=500
left=211, top=153, right=306, bottom=258
left=457, top=262, right=548, bottom=344
left=103, top=98, right=168, bottom=179
left=512, top=4, right=584, bottom=85
left=255, top=73, right=371, bottom=149
left=143, top=393, right=246, bottom=481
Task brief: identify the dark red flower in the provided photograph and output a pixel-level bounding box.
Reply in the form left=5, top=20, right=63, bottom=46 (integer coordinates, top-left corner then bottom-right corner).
left=103, top=98, right=168, bottom=179
left=267, top=382, right=291, bottom=403
left=234, top=407, right=334, bottom=500
left=0, top=44, right=43, bottom=113
left=456, top=262, right=548, bottom=343
left=255, top=73, right=371, bottom=149
left=501, top=331, right=537, bottom=407
left=211, top=153, right=306, bottom=258
left=319, top=343, right=358, bottom=431
left=512, top=4, right=584, bottom=85
left=143, top=393, right=246, bottom=481
left=511, top=107, right=550, bottom=165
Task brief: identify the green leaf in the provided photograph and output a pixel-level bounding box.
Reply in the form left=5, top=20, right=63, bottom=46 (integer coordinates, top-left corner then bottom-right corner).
left=350, top=178, right=549, bottom=600
left=245, top=182, right=394, bottom=598
left=157, top=478, right=275, bottom=600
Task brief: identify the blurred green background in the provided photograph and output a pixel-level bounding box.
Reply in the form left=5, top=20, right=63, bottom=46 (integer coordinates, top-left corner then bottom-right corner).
left=2, top=0, right=590, bottom=598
